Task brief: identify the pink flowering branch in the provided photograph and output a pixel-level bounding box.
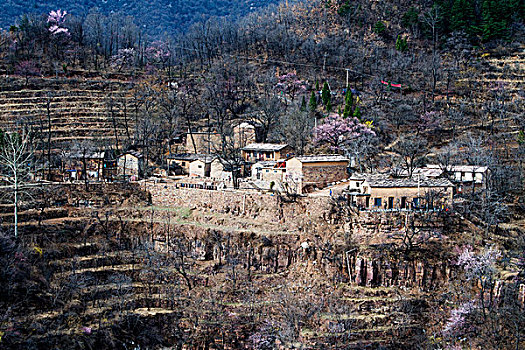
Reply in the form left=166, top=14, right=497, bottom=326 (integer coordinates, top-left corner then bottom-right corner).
left=47, top=10, right=70, bottom=36
left=145, top=40, right=171, bottom=64
left=313, top=113, right=376, bottom=151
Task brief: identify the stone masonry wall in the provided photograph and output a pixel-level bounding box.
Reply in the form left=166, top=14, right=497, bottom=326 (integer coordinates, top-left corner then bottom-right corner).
left=144, top=183, right=459, bottom=289
left=302, top=165, right=348, bottom=186
left=145, top=182, right=335, bottom=232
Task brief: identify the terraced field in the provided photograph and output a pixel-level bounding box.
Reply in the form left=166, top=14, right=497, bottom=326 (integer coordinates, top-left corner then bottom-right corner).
left=1, top=183, right=431, bottom=349
left=0, top=78, right=135, bottom=150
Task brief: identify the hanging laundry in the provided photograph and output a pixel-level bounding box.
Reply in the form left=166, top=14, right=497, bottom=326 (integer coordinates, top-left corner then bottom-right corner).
left=381, top=80, right=402, bottom=89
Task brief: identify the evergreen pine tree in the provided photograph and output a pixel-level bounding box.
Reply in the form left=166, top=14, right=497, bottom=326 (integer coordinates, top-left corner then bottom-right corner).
left=342, top=88, right=354, bottom=118
left=300, top=95, right=307, bottom=111
left=353, top=106, right=361, bottom=120
left=482, top=0, right=511, bottom=40
left=517, top=130, right=525, bottom=145
left=321, top=81, right=331, bottom=108
left=309, top=91, right=317, bottom=112
left=326, top=99, right=332, bottom=113
left=395, top=35, right=408, bottom=52
left=451, top=0, right=476, bottom=34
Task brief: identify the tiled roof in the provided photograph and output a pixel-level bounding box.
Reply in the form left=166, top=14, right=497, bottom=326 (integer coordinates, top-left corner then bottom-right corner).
left=242, top=143, right=290, bottom=151
left=294, top=154, right=349, bottom=163
left=426, top=164, right=489, bottom=173
left=68, top=151, right=105, bottom=159
left=363, top=173, right=453, bottom=188
left=122, top=151, right=143, bottom=159
left=167, top=153, right=202, bottom=161
left=253, top=161, right=278, bottom=167
left=393, top=167, right=444, bottom=178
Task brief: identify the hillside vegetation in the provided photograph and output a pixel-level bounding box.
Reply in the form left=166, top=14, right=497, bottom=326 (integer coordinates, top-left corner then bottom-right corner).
left=0, top=0, right=281, bottom=36
left=0, top=0, right=524, bottom=349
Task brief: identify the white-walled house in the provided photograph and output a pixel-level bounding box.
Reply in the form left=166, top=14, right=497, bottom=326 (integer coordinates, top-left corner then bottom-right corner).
left=117, top=151, right=143, bottom=179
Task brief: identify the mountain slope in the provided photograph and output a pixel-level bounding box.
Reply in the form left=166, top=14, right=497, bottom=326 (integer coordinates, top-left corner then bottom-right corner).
left=0, top=0, right=281, bottom=36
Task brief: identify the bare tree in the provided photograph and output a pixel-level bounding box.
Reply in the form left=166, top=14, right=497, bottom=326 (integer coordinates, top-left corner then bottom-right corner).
left=393, top=135, right=428, bottom=178
left=0, top=129, right=34, bottom=238
left=278, top=108, right=314, bottom=155
left=214, top=127, right=245, bottom=189
left=421, top=6, right=441, bottom=104
left=253, top=94, right=285, bottom=143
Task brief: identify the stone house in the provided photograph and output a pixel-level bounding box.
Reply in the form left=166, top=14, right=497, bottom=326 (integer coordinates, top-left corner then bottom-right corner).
left=285, top=155, right=349, bottom=194
left=249, top=160, right=287, bottom=190
left=117, top=151, right=143, bottom=179
left=396, top=164, right=489, bottom=193
left=347, top=173, right=454, bottom=210
left=185, top=131, right=221, bottom=154
left=427, top=164, right=490, bottom=192
left=241, top=143, right=294, bottom=162
left=189, top=156, right=213, bottom=177
left=210, top=158, right=235, bottom=180
left=233, top=122, right=256, bottom=148
left=166, top=153, right=201, bottom=175
left=64, top=151, right=110, bottom=181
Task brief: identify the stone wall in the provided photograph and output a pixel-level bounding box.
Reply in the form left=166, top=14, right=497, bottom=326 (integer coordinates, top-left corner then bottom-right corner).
left=145, top=183, right=458, bottom=289
left=302, top=165, right=348, bottom=187
left=145, top=182, right=335, bottom=232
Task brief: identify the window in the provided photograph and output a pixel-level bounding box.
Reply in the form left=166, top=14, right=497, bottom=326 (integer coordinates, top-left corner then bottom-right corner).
left=198, top=165, right=203, bottom=169
left=356, top=182, right=360, bottom=187
left=374, top=198, right=382, bottom=207
left=182, top=162, right=186, bottom=166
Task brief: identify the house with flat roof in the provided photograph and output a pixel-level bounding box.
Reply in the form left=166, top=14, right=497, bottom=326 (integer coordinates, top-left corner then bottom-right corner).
left=241, top=143, right=294, bottom=162
left=249, top=160, right=287, bottom=190
left=167, top=153, right=202, bottom=175
left=117, top=151, right=143, bottom=179
left=426, top=164, right=489, bottom=190
left=347, top=173, right=454, bottom=210
left=285, top=155, right=349, bottom=194
left=188, top=155, right=216, bottom=177
left=63, top=151, right=115, bottom=181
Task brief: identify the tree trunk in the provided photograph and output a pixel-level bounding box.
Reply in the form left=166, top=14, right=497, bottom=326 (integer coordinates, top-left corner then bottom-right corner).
left=14, top=173, right=18, bottom=238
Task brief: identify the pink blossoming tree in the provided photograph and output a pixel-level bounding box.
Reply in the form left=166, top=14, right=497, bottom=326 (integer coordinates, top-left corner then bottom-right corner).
left=274, top=72, right=307, bottom=102
left=146, top=40, right=171, bottom=68
left=313, top=113, right=376, bottom=152
left=442, top=246, right=502, bottom=345
left=47, top=10, right=69, bottom=36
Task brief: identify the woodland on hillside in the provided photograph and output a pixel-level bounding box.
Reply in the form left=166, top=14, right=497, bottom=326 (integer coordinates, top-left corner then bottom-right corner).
left=0, top=0, right=281, bottom=36
left=0, top=0, right=524, bottom=349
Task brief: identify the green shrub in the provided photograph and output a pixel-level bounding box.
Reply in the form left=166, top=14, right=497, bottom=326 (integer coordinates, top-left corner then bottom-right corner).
left=373, top=21, right=386, bottom=35
left=337, top=0, right=352, bottom=16
left=396, top=35, right=408, bottom=52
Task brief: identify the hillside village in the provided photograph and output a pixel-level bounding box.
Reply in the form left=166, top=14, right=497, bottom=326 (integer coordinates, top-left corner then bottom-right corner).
left=0, top=0, right=524, bottom=349
left=48, top=125, right=476, bottom=213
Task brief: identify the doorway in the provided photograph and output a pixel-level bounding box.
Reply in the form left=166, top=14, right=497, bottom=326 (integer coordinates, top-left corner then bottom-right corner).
left=401, top=197, right=407, bottom=209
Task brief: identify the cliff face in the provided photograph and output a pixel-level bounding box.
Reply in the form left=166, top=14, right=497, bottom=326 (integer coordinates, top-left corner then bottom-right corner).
left=3, top=182, right=522, bottom=349
left=145, top=183, right=459, bottom=288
